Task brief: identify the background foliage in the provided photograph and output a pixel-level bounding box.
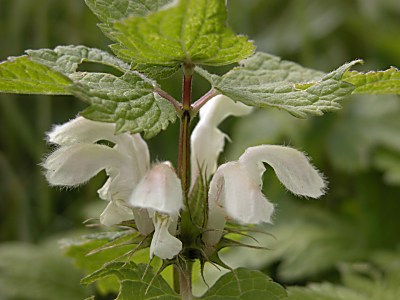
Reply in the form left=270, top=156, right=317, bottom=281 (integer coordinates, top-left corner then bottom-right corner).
left=0, top=0, right=399, bottom=299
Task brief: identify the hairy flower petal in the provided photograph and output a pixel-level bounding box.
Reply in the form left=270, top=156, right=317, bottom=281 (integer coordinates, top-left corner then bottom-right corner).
left=205, top=145, right=326, bottom=247
left=150, top=213, right=182, bottom=259
left=199, top=95, right=253, bottom=126
left=132, top=208, right=154, bottom=236
left=44, top=144, right=126, bottom=186
left=100, top=201, right=134, bottom=226
left=129, top=162, right=183, bottom=215
left=209, top=162, right=275, bottom=225
left=47, top=116, right=117, bottom=145
left=44, top=116, right=158, bottom=231
left=120, top=134, right=150, bottom=178
left=239, top=145, right=326, bottom=198
left=202, top=200, right=227, bottom=249
left=191, top=95, right=252, bottom=184
left=48, top=117, right=150, bottom=180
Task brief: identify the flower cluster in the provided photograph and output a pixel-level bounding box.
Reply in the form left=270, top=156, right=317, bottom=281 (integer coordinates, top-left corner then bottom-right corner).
left=44, top=117, right=182, bottom=259
left=43, top=95, right=326, bottom=260
left=190, top=95, right=326, bottom=252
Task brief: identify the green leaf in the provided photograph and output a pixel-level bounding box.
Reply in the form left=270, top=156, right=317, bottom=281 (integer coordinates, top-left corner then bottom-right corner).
left=327, top=96, right=400, bottom=173
left=27, top=45, right=130, bottom=74
left=339, top=259, right=400, bottom=300
left=196, top=52, right=360, bottom=118
left=0, top=56, right=72, bottom=94
left=108, top=0, right=255, bottom=76
left=202, top=268, right=288, bottom=299
left=288, top=254, right=400, bottom=300
left=343, top=67, right=400, bottom=94
left=288, top=283, right=367, bottom=300
left=82, top=262, right=180, bottom=299
left=69, top=71, right=176, bottom=138
left=217, top=199, right=368, bottom=282
left=0, top=242, right=90, bottom=300
left=62, top=231, right=146, bottom=295
left=25, top=45, right=176, bottom=137
left=85, top=0, right=174, bottom=24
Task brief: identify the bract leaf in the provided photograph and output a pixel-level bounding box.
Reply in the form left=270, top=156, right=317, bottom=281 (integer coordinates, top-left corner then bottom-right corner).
left=196, top=52, right=360, bottom=118
left=107, top=0, right=255, bottom=76
left=343, top=67, right=400, bottom=94
left=68, top=71, right=176, bottom=138
left=202, top=268, right=288, bottom=299
left=81, top=262, right=179, bottom=299
left=0, top=56, right=72, bottom=94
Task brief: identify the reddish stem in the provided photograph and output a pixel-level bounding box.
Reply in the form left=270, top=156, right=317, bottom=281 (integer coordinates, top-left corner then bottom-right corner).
left=177, top=63, right=194, bottom=193
left=191, top=88, right=219, bottom=117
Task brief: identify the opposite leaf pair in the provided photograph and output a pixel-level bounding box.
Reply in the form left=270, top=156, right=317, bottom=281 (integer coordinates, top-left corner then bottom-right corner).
left=43, top=95, right=326, bottom=260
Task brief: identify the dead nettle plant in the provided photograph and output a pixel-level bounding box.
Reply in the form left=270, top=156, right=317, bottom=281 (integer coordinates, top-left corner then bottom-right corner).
left=0, top=0, right=399, bottom=299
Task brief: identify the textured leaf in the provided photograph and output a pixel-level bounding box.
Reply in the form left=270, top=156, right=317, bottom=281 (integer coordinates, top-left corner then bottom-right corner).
left=111, top=44, right=180, bottom=78
left=196, top=52, right=360, bottom=118
left=202, top=268, right=288, bottom=299
left=81, top=262, right=179, bottom=299
left=27, top=45, right=130, bottom=74
left=85, top=0, right=173, bottom=24
left=343, top=67, right=400, bottom=94
left=25, top=45, right=176, bottom=137
left=68, top=71, right=176, bottom=138
left=108, top=0, right=255, bottom=76
left=0, top=56, right=72, bottom=94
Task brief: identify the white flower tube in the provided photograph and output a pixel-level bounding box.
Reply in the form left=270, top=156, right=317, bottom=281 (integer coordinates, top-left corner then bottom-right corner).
left=204, top=145, right=326, bottom=248
left=190, top=95, right=252, bottom=185
left=100, top=200, right=136, bottom=227
left=129, top=162, right=183, bottom=259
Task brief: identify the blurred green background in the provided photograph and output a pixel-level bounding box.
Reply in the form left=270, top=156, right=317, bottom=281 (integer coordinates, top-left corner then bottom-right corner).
left=0, top=0, right=399, bottom=299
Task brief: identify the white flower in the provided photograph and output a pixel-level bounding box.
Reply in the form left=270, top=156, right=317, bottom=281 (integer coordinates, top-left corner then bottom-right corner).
left=150, top=212, right=182, bottom=260
left=190, top=95, right=252, bottom=185
left=204, top=145, right=326, bottom=248
left=44, top=116, right=150, bottom=226
left=43, top=116, right=184, bottom=259
left=190, top=96, right=326, bottom=249
left=129, top=162, right=183, bottom=259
